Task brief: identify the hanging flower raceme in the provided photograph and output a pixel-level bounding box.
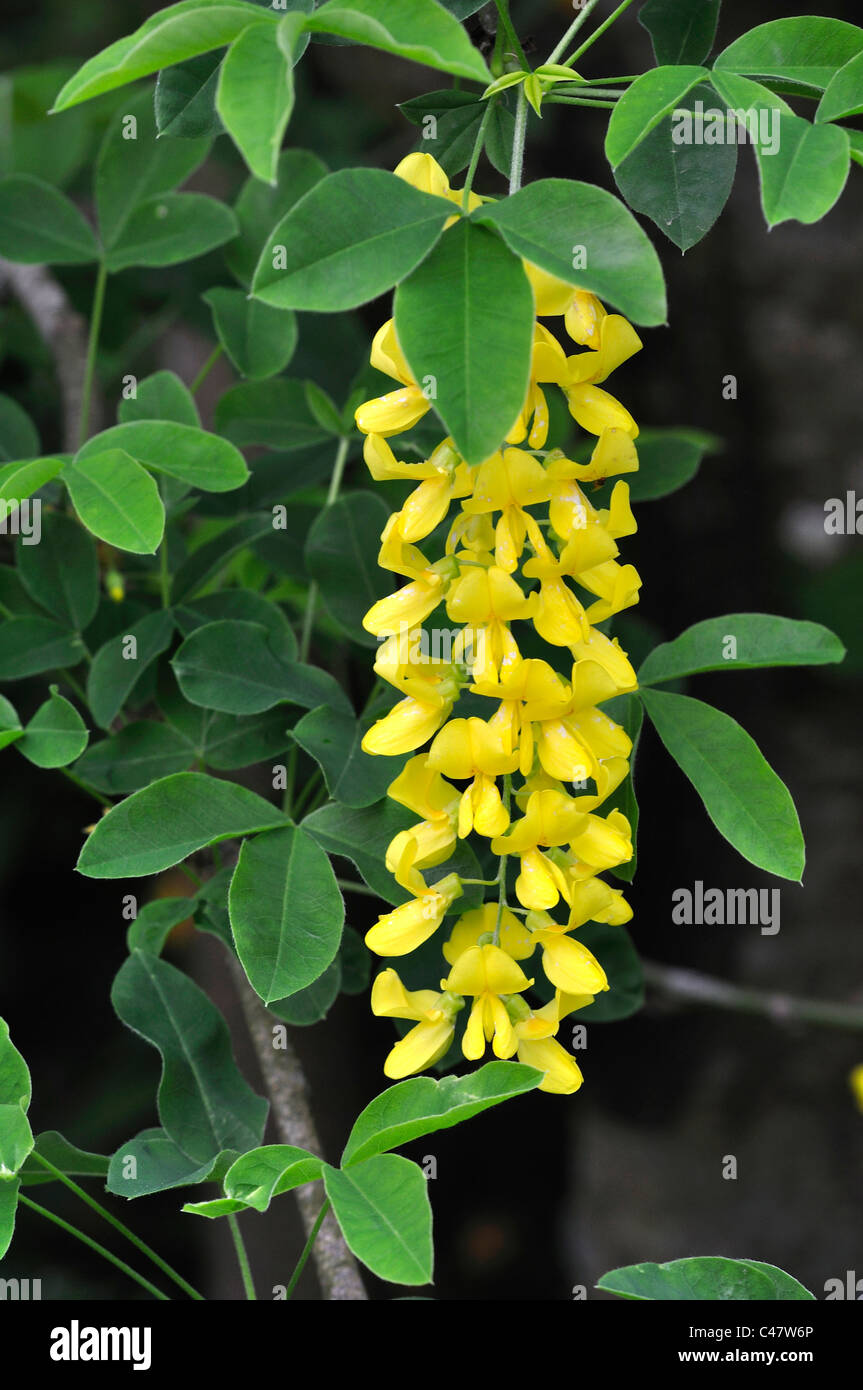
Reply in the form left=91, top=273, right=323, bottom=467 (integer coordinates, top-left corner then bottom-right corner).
left=355, top=153, right=644, bottom=1096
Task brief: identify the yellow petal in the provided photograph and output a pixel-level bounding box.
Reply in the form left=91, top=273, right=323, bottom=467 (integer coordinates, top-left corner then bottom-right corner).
left=517, top=1036, right=584, bottom=1094
left=384, top=1017, right=455, bottom=1078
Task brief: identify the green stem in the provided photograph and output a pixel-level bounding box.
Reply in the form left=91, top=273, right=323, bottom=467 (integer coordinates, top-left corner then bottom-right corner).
left=336, top=878, right=379, bottom=899
left=547, top=97, right=618, bottom=109
left=59, top=766, right=112, bottom=809
left=284, top=1198, right=330, bottom=1300
left=462, top=99, right=496, bottom=211
left=78, top=261, right=107, bottom=450
left=286, top=435, right=351, bottom=815
left=57, top=667, right=89, bottom=705
left=509, top=86, right=528, bottom=195
left=494, top=0, right=529, bottom=70
left=493, top=773, right=512, bottom=945
left=546, top=0, right=603, bottom=66
left=227, top=1212, right=256, bottom=1300
left=549, top=86, right=624, bottom=98
left=178, top=861, right=203, bottom=888
left=30, top=1152, right=204, bottom=1300
left=191, top=344, right=223, bottom=395
left=19, top=1194, right=169, bottom=1300
left=292, top=768, right=324, bottom=820
left=158, top=494, right=170, bottom=609
left=563, top=0, right=638, bottom=68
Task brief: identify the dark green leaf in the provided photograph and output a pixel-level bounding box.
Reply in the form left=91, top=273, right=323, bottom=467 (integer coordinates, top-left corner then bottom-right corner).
left=155, top=51, right=225, bottom=139
left=0, top=395, right=39, bottom=463
left=0, top=174, right=99, bottom=264
left=105, top=191, right=237, bottom=272
left=16, top=513, right=99, bottom=630
left=305, top=0, right=490, bottom=84
left=226, top=148, right=329, bottom=287
left=268, top=958, right=342, bottom=1025
left=106, top=1127, right=236, bottom=1199
left=76, top=722, right=195, bottom=794
left=640, top=687, right=804, bottom=881
left=0, top=618, right=85, bottom=680
left=86, top=609, right=175, bottom=729
left=639, top=614, right=846, bottom=686
left=17, top=685, right=89, bottom=768
left=394, top=219, right=534, bottom=465
left=605, top=65, right=708, bottom=166
left=214, top=379, right=331, bottom=450
left=203, top=286, right=298, bottom=380
left=118, top=370, right=200, bottom=428
left=639, top=0, right=720, bottom=65
left=305, top=491, right=391, bottom=647
left=292, top=704, right=406, bottom=806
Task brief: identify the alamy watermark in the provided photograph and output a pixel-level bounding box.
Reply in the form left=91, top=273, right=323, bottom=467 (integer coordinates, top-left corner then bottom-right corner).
left=672, top=881, right=781, bottom=935
left=672, top=100, right=780, bottom=157
left=0, top=498, right=41, bottom=545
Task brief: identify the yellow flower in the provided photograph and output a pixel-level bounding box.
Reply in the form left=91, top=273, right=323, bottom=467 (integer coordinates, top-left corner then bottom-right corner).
left=371, top=968, right=462, bottom=1078
left=365, top=872, right=462, bottom=956
left=354, top=320, right=431, bottom=437
left=850, top=1063, right=863, bottom=1113
left=517, top=1035, right=584, bottom=1094
left=443, top=942, right=533, bottom=1061
left=443, top=902, right=534, bottom=964
left=427, top=716, right=519, bottom=836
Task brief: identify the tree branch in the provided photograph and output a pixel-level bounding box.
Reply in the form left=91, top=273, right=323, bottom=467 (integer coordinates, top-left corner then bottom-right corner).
left=643, top=959, right=863, bottom=1032
left=0, top=258, right=99, bottom=450
left=229, top=956, right=368, bottom=1301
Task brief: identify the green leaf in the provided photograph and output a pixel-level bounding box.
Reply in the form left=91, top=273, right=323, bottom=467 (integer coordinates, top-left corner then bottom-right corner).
left=172, top=618, right=350, bottom=714
left=0, top=457, right=63, bottom=510
left=304, top=491, right=391, bottom=647
left=155, top=52, right=225, bottom=139
left=78, top=771, right=289, bottom=877
left=306, top=0, right=489, bottom=83
left=86, top=609, right=175, bottom=730
left=214, top=379, right=330, bottom=450
left=94, top=88, right=210, bottom=250
left=268, top=959, right=342, bottom=1025
left=203, top=709, right=292, bottom=770
left=171, top=515, right=276, bottom=602
left=394, top=219, right=534, bottom=465
left=605, top=65, right=708, bottom=166
left=76, top=722, right=195, bottom=795
left=63, top=450, right=165, bottom=555
left=175, top=589, right=296, bottom=656
left=226, top=147, right=329, bottom=288
left=755, top=115, right=849, bottom=227
left=0, top=695, right=23, bottom=752
left=252, top=168, right=453, bottom=312
left=17, top=685, right=88, bottom=768
left=216, top=18, right=301, bottom=183
left=301, top=800, right=480, bottom=906
left=473, top=179, right=666, bottom=326
left=639, top=613, right=846, bottom=686
left=106, top=1127, right=236, bottom=1199
left=78, top=421, right=249, bottom=493
left=0, top=618, right=85, bottom=680
left=0, top=1179, right=19, bottom=1258
left=817, top=50, right=863, bottom=122
left=52, top=0, right=279, bottom=111
left=105, top=191, right=237, bottom=272
left=324, top=1154, right=432, bottom=1284
left=203, top=287, right=297, bottom=381
left=118, top=370, right=201, bottom=428
left=627, top=428, right=716, bottom=500
left=341, top=1062, right=542, bottom=1167
left=613, top=83, right=737, bottom=251
left=19, top=1132, right=110, bottom=1186
left=338, top=926, right=370, bottom=995
left=111, top=950, right=267, bottom=1163
left=597, top=1255, right=814, bottom=1301
left=292, top=704, right=406, bottom=806
left=221, top=1144, right=323, bottom=1209
left=0, top=395, right=39, bottom=463
left=574, top=922, right=643, bottom=1022
left=640, top=687, right=804, bottom=881
left=0, top=1017, right=32, bottom=1178
left=127, top=895, right=196, bottom=955
left=714, top=17, right=863, bottom=91
left=400, top=94, right=485, bottom=177
left=639, top=0, right=720, bottom=65
left=16, top=513, right=99, bottom=630
left=0, top=174, right=99, bottom=264
left=229, top=826, right=344, bottom=1002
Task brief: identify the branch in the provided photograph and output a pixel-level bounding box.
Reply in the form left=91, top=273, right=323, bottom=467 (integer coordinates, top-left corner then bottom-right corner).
left=229, top=956, right=368, bottom=1301
left=643, top=959, right=863, bottom=1032
left=0, top=258, right=99, bottom=451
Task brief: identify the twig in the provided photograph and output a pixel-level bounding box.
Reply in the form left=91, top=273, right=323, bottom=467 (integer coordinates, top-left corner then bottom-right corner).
left=643, top=960, right=863, bottom=1032
left=228, top=955, right=368, bottom=1301
left=0, top=258, right=98, bottom=451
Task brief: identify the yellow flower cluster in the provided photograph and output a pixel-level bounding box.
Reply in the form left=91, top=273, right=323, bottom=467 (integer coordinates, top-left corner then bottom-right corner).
left=354, top=154, right=643, bottom=1095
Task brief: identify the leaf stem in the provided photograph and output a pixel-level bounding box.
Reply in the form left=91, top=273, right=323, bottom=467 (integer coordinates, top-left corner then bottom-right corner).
left=191, top=344, right=223, bottom=395
left=78, top=260, right=107, bottom=450
left=494, top=0, right=529, bottom=70
left=546, top=96, right=619, bottom=109
left=59, top=766, right=112, bottom=809
left=227, top=1212, right=257, bottom=1300
left=562, top=0, right=638, bottom=69
left=493, top=773, right=511, bottom=944
left=336, top=877, right=379, bottom=899
left=29, top=1152, right=204, bottom=1299
left=19, top=1194, right=170, bottom=1300
left=284, top=1197, right=330, bottom=1299
left=462, top=99, right=497, bottom=211
left=546, top=0, right=604, bottom=67
left=509, top=86, right=528, bottom=194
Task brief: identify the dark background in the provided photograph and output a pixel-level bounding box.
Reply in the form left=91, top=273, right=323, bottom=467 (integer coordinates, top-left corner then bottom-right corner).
left=0, top=0, right=861, bottom=1301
